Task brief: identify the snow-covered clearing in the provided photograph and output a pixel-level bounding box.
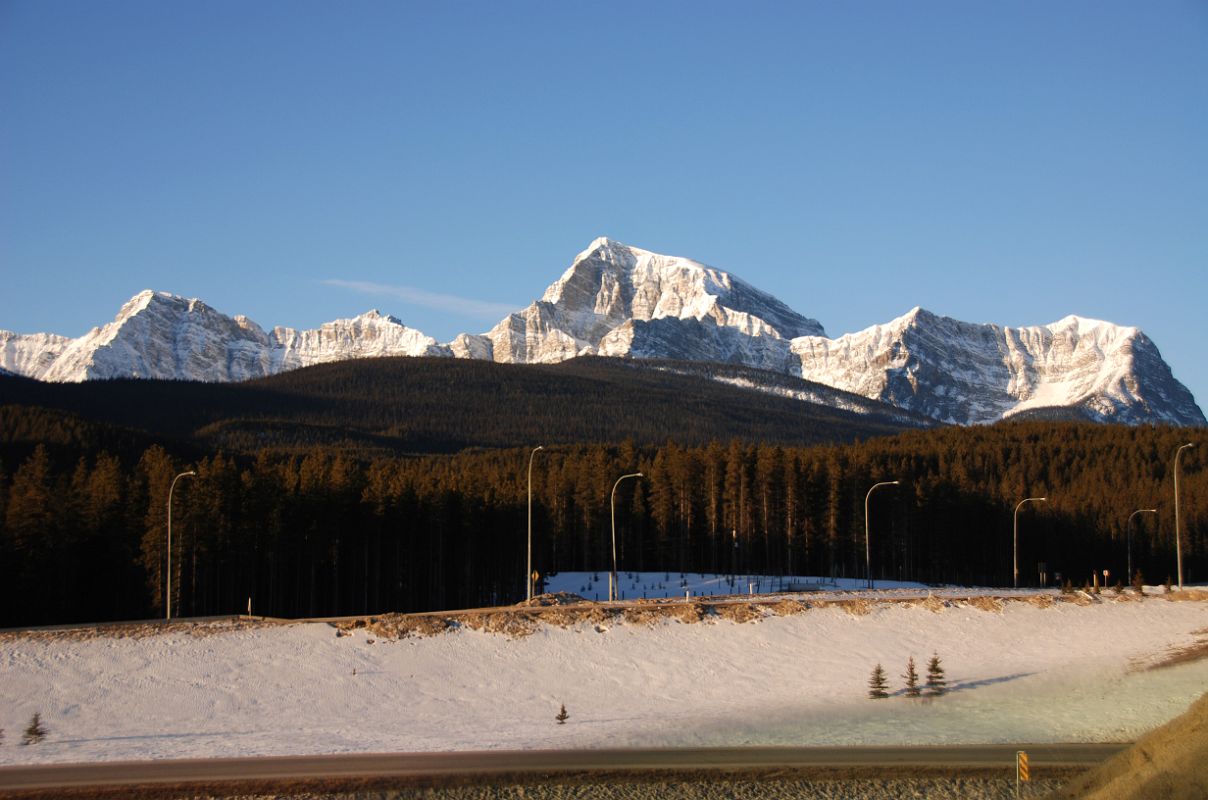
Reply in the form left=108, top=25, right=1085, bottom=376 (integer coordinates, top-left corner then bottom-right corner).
left=1, top=578, right=1206, bottom=767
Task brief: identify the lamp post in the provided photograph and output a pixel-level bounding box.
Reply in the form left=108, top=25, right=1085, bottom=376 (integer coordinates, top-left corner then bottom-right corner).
left=1175, top=443, right=1195, bottom=590
left=1126, top=508, right=1157, bottom=585
left=166, top=470, right=196, bottom=620
left=609, top=472, right=643, bottom=602
left=1013, top=497, right=1046, bottom=589
left=864, top=481, right=900, bottom=590
left=526, top=446, right=544, bottom=601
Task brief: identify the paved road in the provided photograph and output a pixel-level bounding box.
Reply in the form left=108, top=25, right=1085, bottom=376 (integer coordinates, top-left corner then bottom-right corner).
left=0, top=744, right=1126, bottom=791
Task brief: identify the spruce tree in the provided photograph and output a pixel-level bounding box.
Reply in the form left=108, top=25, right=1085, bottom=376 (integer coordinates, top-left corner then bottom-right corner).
left=21, top=713, right=47, bottom=745
left=902, top=656, right=921, bottom=698
left=925, top=653, right=947, bottom=697
left=867, top=664, right=889, bottom=699
left=555, top=704, right=569, bottom=724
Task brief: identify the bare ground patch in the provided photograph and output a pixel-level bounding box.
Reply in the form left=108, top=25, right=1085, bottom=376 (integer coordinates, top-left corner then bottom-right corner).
left=839, top=598, right=874, bottom=616
left=459, top=611, right=539, bottom=639
left=17, top=588, right=1198, bottom=645
left=768, top=599, right=809, bottom=616
left=1143, top=629, right=1208, bottom=672
left=1163, top=589, right=1208, bottom=602
left=0, top=616, right=281, bottom=644
left=966, top=596, right=1004, bottom=613
left=713, top=602, right=765, bottom=624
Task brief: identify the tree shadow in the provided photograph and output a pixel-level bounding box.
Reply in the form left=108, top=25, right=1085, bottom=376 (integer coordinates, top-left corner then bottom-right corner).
left=889, top=671, right=1035, bottom=698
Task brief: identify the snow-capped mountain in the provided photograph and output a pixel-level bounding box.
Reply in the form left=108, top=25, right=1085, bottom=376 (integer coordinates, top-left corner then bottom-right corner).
left=791, top=308, right=1204, bottom=425
left=1, top=239, right=1203, bottom=426
left=2, top=291, right=446, bottom=382
left=480, top=237, right=824, bottom=366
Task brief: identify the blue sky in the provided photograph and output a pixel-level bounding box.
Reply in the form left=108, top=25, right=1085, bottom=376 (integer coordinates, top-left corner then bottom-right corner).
left=2, top=1, right=1206, bottom=408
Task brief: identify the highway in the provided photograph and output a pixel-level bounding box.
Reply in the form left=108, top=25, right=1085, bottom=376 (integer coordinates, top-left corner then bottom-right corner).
left=0, top=743, right=1125, bottom=792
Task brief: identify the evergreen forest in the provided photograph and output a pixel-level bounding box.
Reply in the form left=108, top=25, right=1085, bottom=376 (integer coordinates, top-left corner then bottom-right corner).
left=1, top=398, right=1203, bottom=627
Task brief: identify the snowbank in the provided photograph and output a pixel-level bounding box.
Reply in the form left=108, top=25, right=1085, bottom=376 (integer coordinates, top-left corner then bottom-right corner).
left=1, top=590, right=1205, bottom=766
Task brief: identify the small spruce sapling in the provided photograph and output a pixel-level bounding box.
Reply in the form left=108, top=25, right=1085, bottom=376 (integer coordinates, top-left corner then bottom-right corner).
left=902, top=656, right=921, bottom=698
left=925, top=653, right=947, bottom=697
left=555, top=704, right=569, bottom=725
left=21, top=713, right=47, bottom=745
left=867, top=664, right=889, bottom=699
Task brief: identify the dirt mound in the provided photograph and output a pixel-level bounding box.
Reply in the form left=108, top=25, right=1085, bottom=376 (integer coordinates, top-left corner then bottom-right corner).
left=914, top=595, right=948, bottom=613
left=769, top=599, right=809, bottom=616
left=333, top=613, right=452, bottom=639
left=671, top=602, right=706, bottom=624
left=1044, top=691, right=1208, bottom=799
left=966, top=596, right=1004, bottom=613
left=840, top=598, right=874, bottom=616
left=520, top=592, right=588, bottom=607
left=459, top=611, right=538, bottom=638
left=1166, top=589, right=1208, bottom=602
left=623, top=606, right=668, bottom=626
left=715, top=603, right=764, bottom=624
left=0, top=617, right=277, bottom=643
left=541, top=605, right=617, bottom=629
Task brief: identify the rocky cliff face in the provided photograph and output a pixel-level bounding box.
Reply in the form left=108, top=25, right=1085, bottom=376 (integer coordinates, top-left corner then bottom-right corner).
left=0, top=330, right=71, bottom=378
left=8, top=291, right=445, bottom=382
left=2, top=239, right=1203, bottom=426
left=790, top=308, right=1204, bottom=425
left=482, top=238, right=824, bottom=364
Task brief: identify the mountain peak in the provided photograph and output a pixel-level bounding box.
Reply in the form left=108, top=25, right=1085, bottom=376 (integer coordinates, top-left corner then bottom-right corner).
left=1047, top=314, right=1131, bottom=337
left=3, top=242, right=1201, bottom=427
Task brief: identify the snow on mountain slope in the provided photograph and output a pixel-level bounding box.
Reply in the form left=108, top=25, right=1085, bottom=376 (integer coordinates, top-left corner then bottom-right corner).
left=0, top=330, right=71, bottom=378
left=10, top=292, right=448, bottom=382
left=269, top=310, right=449, bottom=371
left=40, top=291, right=276, bottom=382
left=1, top=239, right=1202, bottom=426
left=484, top=237, right=825, bottom=364
left=790, top=308, right=1205, bottom=425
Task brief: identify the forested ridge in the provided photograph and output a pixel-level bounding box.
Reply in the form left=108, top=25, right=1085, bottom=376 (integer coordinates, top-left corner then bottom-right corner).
left=0, top=413, right=1203, bottom=627
left=0, top=356, right=922, bottom=459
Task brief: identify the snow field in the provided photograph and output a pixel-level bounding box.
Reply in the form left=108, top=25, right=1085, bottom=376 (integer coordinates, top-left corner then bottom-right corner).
left=1, top=591, right=1206, bottom=766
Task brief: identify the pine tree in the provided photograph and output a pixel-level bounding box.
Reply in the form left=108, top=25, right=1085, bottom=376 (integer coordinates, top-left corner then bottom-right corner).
left=21, top=713, right=47, bottom=745
left=555, top=703, right=569, bottom=724
left=867, top=663, right=889, bottom=699
left=1132, top=570, right=1145, bottom=596
left=902, top=656, right=921, bottom=698
left=925, top=653, right=947, bottom=697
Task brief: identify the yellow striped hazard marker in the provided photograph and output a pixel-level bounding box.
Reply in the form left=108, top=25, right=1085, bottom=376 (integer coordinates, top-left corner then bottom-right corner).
left=1016, top=749, right=1030, bottom=797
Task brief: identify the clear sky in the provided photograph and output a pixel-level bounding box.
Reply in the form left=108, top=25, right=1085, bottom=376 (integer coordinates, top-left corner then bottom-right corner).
left=2, top=1, right=1206, bottom=408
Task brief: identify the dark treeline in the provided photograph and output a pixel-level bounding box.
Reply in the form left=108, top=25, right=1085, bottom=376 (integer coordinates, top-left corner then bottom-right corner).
left=0, top=422, right=1204, bottom=627
left=0, top=357, right=919, bottom=457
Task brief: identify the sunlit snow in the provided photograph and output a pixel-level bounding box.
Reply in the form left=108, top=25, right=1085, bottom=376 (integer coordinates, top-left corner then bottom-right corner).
left=2, top=575, right=1206, bottom=766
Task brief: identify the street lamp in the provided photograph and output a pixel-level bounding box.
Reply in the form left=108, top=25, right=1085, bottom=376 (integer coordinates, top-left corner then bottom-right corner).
left=864, top=481, right=900, bottom=590
left=1174, top=443, right=1195, bottom=590
left=1126, top=508, right=1157, bottom=585
left=526, top=445, right=544, bottom=602
left=166, top=470, right=196, bottom=620
left=609, top=472, right=643, bottom=602
left=1013, top=497, right=1046, bottom=589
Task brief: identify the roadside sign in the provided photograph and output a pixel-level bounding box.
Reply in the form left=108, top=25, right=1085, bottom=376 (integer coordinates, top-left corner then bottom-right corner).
left=1016, top=749, right=1030, bottom=797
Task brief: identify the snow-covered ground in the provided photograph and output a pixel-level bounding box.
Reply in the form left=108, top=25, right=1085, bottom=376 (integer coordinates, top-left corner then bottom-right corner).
left=1, top=577, right=1206, bottom=767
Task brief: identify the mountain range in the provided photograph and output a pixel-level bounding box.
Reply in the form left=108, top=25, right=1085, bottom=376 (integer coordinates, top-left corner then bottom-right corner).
left=2, top=237, right=1203, bottom=427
